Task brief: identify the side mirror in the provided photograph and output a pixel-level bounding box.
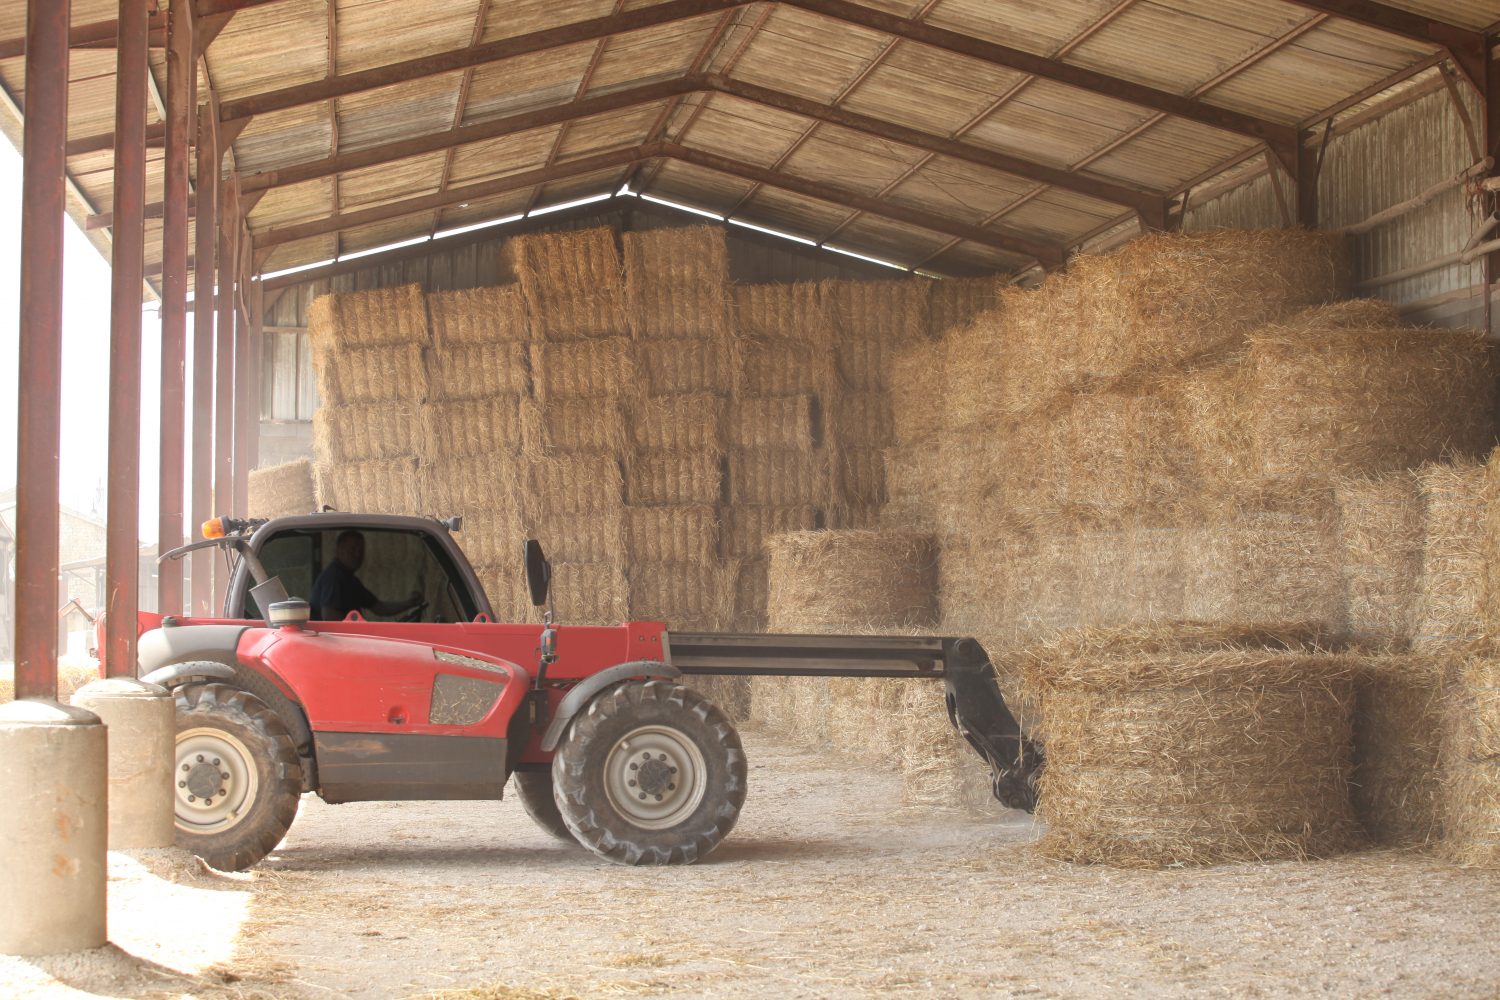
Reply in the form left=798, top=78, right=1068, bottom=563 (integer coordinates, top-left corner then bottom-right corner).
left=523, top=538, right=551, bottom=608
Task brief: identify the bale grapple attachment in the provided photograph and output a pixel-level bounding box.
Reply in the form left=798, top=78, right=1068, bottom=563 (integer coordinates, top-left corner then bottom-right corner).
left=666, top=632, right=1045, bottom=812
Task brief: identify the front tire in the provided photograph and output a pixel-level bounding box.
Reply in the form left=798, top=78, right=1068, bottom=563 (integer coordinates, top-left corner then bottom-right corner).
left=552, top=681, right=746, bottom=865
left=173, top=682, right=302, bottom=871
left=513, top=770, right=576, bottom=844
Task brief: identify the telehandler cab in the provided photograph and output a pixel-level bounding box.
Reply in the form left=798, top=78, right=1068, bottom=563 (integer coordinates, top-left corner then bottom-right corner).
left=114, top=511, right=1041, bottom=869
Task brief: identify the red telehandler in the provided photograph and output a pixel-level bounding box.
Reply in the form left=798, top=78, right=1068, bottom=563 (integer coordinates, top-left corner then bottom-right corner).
left=110, top=512, right=1041, bottom=869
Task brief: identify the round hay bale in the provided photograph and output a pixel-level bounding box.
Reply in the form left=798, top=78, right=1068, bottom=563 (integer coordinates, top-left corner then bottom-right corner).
left=1442, top=649, right=1500, bottom=867
left=1019, top=623, right=1362, bottom=867
left=766, top=529, right=939, bottom=633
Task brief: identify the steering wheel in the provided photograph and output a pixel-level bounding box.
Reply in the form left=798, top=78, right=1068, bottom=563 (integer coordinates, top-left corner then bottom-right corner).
left=394, top=601, right=428, bottom=623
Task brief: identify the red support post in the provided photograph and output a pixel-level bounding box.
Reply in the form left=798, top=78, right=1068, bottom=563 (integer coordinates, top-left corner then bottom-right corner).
left=212, top=173, right=237, bottom=606
left=156, top=0, right=195, bottom=613
left=190, top=108, right=219, bottom=616
left=103, top=0, right=151, bottom=677
left=13, top=0, right=71, bottom=700
left=232, top=266, right=251, bottom=519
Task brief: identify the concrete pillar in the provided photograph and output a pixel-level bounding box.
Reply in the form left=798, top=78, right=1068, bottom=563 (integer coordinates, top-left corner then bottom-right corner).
left=0, top=699, right=107, bottom=957
left=72, top=678, right=175, bottom=849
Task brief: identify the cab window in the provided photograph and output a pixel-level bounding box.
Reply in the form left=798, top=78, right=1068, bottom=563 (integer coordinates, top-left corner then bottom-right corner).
left=246, top=527, right=479, bottom=623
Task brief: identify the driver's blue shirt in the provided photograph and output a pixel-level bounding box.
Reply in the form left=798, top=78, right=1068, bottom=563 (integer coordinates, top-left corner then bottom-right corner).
left=309, top=560, right=378, bottom=621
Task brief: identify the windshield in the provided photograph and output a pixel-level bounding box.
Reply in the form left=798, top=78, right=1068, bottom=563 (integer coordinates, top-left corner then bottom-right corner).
left=244, top=526, right=479, bottom=623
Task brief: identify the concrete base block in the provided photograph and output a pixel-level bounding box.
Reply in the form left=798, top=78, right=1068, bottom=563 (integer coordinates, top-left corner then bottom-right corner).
left=0, top=698, right=108, bottom=957
left=73, top=678, right=175, bottom=850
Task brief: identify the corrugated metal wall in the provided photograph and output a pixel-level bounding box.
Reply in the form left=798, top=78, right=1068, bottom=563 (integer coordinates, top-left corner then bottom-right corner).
left=1183, top=171, right=1284, bottom=233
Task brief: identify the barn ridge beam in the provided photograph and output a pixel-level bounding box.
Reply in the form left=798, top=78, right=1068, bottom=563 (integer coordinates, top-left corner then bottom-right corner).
left=250, top=141, right=1062, bottom=266
left=1280, top=0, right=1486, bottom=91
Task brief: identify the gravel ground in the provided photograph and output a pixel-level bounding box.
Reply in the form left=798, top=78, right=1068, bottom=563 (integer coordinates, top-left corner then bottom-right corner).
left=4, top=726, right=1500, bottom=998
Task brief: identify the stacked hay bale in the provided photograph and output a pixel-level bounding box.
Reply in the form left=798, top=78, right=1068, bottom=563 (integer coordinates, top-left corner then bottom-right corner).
left=1352, top=652, right=1447, bottom=847
left=1443, top=648, right=1500, bottom=866
left=247, top=459, right=317, bottom=519
left=622, top=227, right=737, bottom=632
left=1412, top=460, right=1488, bottom=648
left=1018, top=624, right=1363, bottom=867
left=726, top=282, right=839, bottom=630
left=755, top=529, right=995, bottom=809
left=823, top=280, right=932, bottom=527
left=515, top=228, right=632, bottom=624
left=1334, top=472, right=1423, bottom=646
left=308, top=284, right=430, bottom=514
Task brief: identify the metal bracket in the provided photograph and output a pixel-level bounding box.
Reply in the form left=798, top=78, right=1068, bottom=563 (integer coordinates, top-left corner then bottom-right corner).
left=941, top=637, right=1043, bottom=813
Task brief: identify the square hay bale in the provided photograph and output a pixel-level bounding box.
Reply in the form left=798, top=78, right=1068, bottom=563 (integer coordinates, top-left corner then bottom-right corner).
left=824, top=278, right=931, bottom=347
left=1168, top=356, right=1252, bottom=496
left=899, top=680, right=1000, bottom=813
left=882, top=444, right=940, bottom=531
left=316, top=343, right=427, bottom=406
left=722, top=504, right=820, bottom=559
left=928, top=275, right=1004, bottom=337
left=526, top=453, right=625, bottom=514
left=1413, top=460, right=1486, bottom=648
left=419, top=398, right=530, bottom=459
left=727, top=395, right=820, bottom=451
left=728, top=449, right=830, bottom=508
left=1245, top=303, right=1495, bottom=486
left=889, top=337, right=946, bottom=444
left=830, top=392, right=894, bottom=449
left=527, top=506, right=626, bottom=564
left=1063, top=388, right=1193, bottom=519
left=548, top=561, right=629, bottom=625
left=732, top=558, right=769, bottom=630
left=828, top=503, right=884, bottom=529
left=426, top=342, right=530, bottom=400
left=834, top=447, right=886, bottom=508
left=1183, top=487, right=1343, bottom=630
left=419, top=460, right=525, bottom=516
left=1065, top=228, right=1349, bottom=381
left=316, top=458, right=421, bottom=513
left=628, top=394, right=724, bottom=453
left=623, top=226, right=732, bottom=340
left=307, top=284, right=429, bottom=349
left=248, top=459, right=318, bottom=519
left=687, top=675, right=753, bottom=723
left=626, top=451, right=722, bottom=506
left=470, top=562, right=535, bottom=622
left=740, top=336, right=836, bottom=397
left=1352, top=654, right=1447, bottom=847
left=942, top=308, right=1012, bottom=431
left=637, top=338, right=740, bottom=396
left=315, top=401, right=422, bottom=463
left=766, top=529, right=939, bottom=631
left=428, top=285, right=529, bottom=345
left=992, top=282, right=1083, bottom=414
left=628, top=561, right=735, bottom=629
left=453, top=506, right=528, bottom=567
left=1443, top=650, right=1500, bottom=866
left=513, top=227, right=630, bottom=340
left=1335, top=472, right=1423, bottom=644
left=734, top=282, right=832, bottom=343
left=530, top=338, right=636, bottom=402
left=626, top=504, right=719, bottom=563
left=1021, top=624, right=1362, bottom=867
left=1481, top=448, right=1500, bottom=635
left=531, top=398, right=627, bottom=456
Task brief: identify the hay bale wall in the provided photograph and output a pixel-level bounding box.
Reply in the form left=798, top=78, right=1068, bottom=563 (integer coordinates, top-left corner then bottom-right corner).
left=248, top=459, right=318, bottom=519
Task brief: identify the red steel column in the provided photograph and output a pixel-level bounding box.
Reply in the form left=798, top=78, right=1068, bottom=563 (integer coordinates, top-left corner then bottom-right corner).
left=155, top=0, right=195, bottom=613
left=189, top=108, right=219, bottom=616
left=12, top=0, right=71, bottom=700
left=212, top=174, right=237, bottom=605
left=103, top=0, right=151, bottom=677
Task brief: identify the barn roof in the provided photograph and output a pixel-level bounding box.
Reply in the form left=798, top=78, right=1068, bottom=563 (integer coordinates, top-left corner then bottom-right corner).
left=0, top=0, right=1494, bottom=285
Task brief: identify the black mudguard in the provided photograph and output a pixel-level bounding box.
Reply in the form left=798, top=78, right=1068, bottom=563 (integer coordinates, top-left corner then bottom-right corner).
left=540, top=660, right=682, bottom=752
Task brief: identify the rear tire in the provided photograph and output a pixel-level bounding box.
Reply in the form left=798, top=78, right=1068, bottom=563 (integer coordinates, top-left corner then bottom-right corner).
left=173, top=682, right=302, bottom=871
left=552, top=680, right=746, bottom=865
left=513, top=770, right=576, bottom=844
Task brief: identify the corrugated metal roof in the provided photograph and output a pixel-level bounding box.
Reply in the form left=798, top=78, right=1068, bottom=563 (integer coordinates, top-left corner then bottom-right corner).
left=3, top=0, right=1495, bottom=283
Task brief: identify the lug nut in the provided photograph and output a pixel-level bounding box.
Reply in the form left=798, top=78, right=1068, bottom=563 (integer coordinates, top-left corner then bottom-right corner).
left=212, top=758, right=221, bottom=766
left=629, top=763, right=638, bottom=771
left=669, top=784, right=676, bottom=791
left=182, top=764, right=190, bottom=772
left=670, top=766, right=677, bottom=774
left=642, top=752, right=650, bottom=759
left=188, top=796, right=196, bottom=803
left=655, top=795, right=663, bottom=802
left=628, top=779, right=637, bottom=787
left=658, top=753, right=667, bottom=760
left=222, top=772, right=231, bottom=780
left=178, top=781, right=186, bottom=788
left=196, top=755, right=204, bottom=762
left=638, top=792, right=647, bottom=800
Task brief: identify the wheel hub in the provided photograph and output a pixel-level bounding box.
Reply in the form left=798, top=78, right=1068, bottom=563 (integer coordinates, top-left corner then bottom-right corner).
left=603, top=725, right=708, bottom=830
left=185, top=759, right=226, bottom=800
left=636, top=756, right=674, bottom=796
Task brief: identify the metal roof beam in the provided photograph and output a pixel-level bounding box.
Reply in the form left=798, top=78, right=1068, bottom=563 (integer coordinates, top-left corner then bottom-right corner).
left=252, top=141, right=1062, bottom=266
left=216, top=0, right=747, bottom=122
left=0, top=13, right=166, bottom=60
left=656, top=142, right=1062, bottom=265
left=1280, top=0, right=1486, bottom=90
left=781, top=0, right=1300, bottom=170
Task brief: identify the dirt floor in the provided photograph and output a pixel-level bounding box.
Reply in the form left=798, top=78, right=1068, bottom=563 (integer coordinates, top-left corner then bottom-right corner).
left=4, top=726, right=1500, bottom=999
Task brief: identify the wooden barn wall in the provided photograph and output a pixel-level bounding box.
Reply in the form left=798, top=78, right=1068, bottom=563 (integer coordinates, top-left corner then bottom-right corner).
left=1181, top=172, right=1284, bottom=233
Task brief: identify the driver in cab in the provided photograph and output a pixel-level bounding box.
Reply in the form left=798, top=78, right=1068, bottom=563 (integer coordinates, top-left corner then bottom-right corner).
left=310, top=530, right=423, bottom=621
